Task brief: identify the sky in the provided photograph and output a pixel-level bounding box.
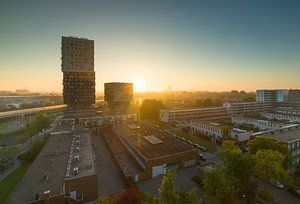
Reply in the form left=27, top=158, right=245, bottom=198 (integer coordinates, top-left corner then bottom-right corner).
left=0, top=0, right=300, bottom=92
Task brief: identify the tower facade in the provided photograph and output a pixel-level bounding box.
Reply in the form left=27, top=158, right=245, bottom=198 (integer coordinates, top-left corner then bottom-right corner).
left=61, top=36, right=95, bottom=109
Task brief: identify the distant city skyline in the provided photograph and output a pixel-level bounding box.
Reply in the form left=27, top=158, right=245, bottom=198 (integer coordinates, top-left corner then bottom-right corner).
left=0, top=0, right=300, bottom=92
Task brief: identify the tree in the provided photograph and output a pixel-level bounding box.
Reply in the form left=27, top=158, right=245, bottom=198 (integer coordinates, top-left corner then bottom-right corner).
left=28, top=113, right=51, bottom=136
left=159, top=171, right=200, bottom=204
left=139, top=99, right=164, bottom=120
left=221, top=140, right=236, bottom=153
left=221, top=127, right=230, bottom=140
left=117, top=188, right=142, bottom=204
left=223, top=148, right=253, bottom=186
left=202, top=98, right=213, bottom=107
left=159, top=171, right=177, bottom=203
left=252, top=149, right=288, bottom=190
left=203, top=166, right=237, bottom=204
left=248, top=136, right=290, bottom=168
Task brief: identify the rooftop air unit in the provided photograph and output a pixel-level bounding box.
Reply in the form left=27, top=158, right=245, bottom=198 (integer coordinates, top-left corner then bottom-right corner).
left=73, top=167, right=79, bottom=175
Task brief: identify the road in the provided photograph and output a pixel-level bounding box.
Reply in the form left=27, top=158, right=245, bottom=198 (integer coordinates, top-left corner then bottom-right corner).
left=256, top=179, right=300, bottom=204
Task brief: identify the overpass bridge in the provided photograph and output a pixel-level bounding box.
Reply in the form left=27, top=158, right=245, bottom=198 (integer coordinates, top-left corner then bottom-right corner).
left=0, top=105, right=66, bottom=120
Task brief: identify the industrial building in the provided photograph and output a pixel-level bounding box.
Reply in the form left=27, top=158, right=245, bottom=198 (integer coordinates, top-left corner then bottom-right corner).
left=6, top=123, right=97, bottom=204
left=112, top=123, right=198, bottom=181
left=61, top=36, right=95, bottom=110
left=256, top=89, right=284, bottom=103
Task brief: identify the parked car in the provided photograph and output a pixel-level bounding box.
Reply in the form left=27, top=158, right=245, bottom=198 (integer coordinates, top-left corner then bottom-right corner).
left=187, top=140, right=193, bottom=145
left=198, top=153, right=207, bottom=161
left=198, top=146, right=207, bottom=152
left=194, top=144, right=200, bottom=148
left=287, top=187, right=300, bottom=197
left=269, top=179, right=284, bottom=189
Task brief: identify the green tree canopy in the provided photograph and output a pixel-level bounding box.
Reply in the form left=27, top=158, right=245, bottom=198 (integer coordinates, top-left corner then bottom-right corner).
left=223, top=148, right=253, bottom=186
left=252, top=149, right=288, bottom=190
left=203, top=166, right=237, bottom=204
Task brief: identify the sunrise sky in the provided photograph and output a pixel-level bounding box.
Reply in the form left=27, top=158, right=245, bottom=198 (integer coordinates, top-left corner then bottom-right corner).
left=0, top=0, right=300, bottom=92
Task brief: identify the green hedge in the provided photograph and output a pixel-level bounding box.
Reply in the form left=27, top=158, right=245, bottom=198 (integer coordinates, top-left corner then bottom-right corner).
left=17, top=138, right=48, bottom=163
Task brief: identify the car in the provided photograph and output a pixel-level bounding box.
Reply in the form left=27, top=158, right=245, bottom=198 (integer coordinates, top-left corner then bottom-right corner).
left=287, top=187, right=300, bottom=197
left=194, top=144, right=200, bottom=148
left=269, top=179, right=284, bottom=189
left=187, top=140, right=193, bottom=145
left=198, top=146, right=207, bottom=152
left=198, top=153, right=207, bottom=161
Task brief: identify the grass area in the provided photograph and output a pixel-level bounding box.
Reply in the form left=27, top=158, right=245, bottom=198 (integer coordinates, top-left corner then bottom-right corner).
left=257, top=190, right=273, bottom=202
left=0, top=122, right=8, bottom=131
left=155, top=121, right=172, bottom=130
left=0, top=137, right=48, bottom=203
left=0, top=163, right=30, bottom=203
left=171, top=129, right=217, bottom=153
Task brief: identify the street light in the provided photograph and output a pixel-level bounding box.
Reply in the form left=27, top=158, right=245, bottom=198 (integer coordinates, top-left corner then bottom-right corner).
left=242, top=194, right=246, bottom=204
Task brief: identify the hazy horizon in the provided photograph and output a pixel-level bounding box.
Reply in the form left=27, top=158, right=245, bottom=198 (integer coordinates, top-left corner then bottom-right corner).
left=1, top=0, right=300, bottom=92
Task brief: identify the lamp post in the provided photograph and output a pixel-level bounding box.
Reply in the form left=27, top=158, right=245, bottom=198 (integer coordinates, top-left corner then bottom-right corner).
left=242, top=194, right=246, bottom=204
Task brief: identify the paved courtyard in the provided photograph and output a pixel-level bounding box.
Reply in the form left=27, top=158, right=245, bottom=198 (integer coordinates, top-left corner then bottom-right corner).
left=91, top=130, right=127, bottom=196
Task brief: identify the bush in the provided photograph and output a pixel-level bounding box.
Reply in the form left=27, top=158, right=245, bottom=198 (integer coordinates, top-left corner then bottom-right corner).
left=17, top=138, right=48, bottom=163
left=257, top=190, right=273, bottom=202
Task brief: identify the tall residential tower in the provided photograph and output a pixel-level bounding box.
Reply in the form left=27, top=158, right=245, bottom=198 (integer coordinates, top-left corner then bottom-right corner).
left=61, top=36, right=95, bottom=109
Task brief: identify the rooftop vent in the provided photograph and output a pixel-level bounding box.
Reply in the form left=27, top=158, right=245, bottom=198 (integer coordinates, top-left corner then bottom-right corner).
left=75, top=147, right=80, bottom=152
left=74, top=155, right=80, bottom=162
left=73, top=167, right=79, bottom=175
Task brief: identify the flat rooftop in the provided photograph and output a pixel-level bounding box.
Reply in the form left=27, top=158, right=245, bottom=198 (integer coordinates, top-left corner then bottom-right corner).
left=6, top=126, right=73, bottom=204
left=6, top=123, right=96, bottom=204
left=65, top=131, right=96, bottom=180
left=270, top=126, right=300, bottom=142
left=115, top=123, right=197, bottom=160
left=162, top=107, right=226, bottom=113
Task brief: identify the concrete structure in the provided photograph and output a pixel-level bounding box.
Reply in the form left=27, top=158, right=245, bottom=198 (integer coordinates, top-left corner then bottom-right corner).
left=61, top=36, right=95, bottom=109
left=189, top=120, right=223, bottom=139
left=160, top=107, right=228, bottom=123
left=223, top=102, right=273, bottom=115
left=275, top=102, right=300, bottom=115
left=231, top=116, right=285, bottom=131
left=288, top=89, right=300, bottom=103
left=262, top=112, right=300, bottom=123
left=112, top=123, right=198, bottom=181
left=256, top=89, right=284, bottom=103
left=0, top=104, right=66, bottom=120
left=7, top=123, right=97, bottom=204
left=230, top=128, right=253, bottom=144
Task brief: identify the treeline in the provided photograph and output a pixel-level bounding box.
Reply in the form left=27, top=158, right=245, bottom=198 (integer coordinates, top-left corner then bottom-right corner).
left=201, top=137, right=290, bottom=203
left=139, top=99, right=164, bottom=120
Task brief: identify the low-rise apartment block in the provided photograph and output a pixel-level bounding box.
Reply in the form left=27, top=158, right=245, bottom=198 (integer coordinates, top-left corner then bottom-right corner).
left=232, top=116, right=285, bottom=131
left=160, top=107, right=228, bottom=123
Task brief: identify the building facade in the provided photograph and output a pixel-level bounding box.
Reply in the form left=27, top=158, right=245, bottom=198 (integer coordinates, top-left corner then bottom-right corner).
left=223, top=102, right=273, bottom=115
left=61, top=36, right=95, bottom=109
left=189, top=120, right=223, bottom=139
left=160, top=107, right=228, bottom=123
left=231, top=116, right=285, bottom=131
left=256, top=89, right=284, bottom=103
left=288, top=89, right=300, bottom=103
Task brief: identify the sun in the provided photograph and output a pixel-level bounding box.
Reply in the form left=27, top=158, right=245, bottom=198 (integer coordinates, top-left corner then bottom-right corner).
left=133, top=78, right=146, bottom=92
